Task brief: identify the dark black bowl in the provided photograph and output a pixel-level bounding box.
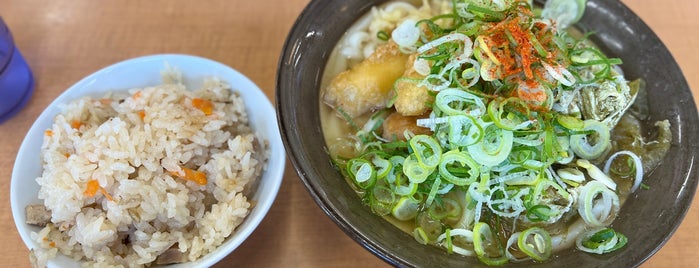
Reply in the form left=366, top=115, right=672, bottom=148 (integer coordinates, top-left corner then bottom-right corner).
left=276, top=0, right=699, bottom=267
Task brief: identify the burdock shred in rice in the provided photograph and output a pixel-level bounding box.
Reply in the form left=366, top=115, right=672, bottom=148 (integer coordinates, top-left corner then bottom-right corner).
left=27, top=68, right=268, bottom=267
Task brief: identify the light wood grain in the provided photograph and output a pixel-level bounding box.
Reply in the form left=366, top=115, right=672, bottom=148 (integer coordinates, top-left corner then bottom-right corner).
left=0, top=0, right=696, bottom=267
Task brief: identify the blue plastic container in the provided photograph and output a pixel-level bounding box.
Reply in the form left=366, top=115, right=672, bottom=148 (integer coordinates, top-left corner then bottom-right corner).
left=0, top=17, right=34, bottom=124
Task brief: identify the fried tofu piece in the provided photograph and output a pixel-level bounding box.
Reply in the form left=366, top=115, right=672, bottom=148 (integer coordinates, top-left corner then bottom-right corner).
left=323, top=41, right=409, bottom=118
left=382, top=111, right=432, bottom=141
left=394, top=54, right=433, bottom=116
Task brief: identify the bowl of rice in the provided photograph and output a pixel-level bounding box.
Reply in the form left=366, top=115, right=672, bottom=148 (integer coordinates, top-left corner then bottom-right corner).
left=11, top=54, right=285, bottom=267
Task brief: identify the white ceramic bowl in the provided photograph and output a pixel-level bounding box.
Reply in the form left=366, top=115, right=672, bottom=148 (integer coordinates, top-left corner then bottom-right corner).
left=10, top=54, right=286, bottom=267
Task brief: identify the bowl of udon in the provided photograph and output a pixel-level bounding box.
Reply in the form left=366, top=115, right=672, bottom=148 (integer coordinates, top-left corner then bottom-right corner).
left=277, top=0, right=698, bottom=267
left=11, top=54, right=286, bottom=267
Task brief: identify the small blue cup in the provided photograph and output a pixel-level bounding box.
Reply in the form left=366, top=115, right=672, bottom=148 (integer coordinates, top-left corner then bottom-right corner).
left=0, top=16, right=34, bottom=124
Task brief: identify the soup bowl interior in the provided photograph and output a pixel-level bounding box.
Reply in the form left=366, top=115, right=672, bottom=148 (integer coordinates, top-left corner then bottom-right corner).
left=276, top=0, right=699, bottom=267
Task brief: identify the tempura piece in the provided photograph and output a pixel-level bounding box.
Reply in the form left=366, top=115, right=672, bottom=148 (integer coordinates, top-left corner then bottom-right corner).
left=324, top=41, right=409, bottom=118
left=382, top=111, right=432, bottom=141
left=394, top=54, right=433, bottom=116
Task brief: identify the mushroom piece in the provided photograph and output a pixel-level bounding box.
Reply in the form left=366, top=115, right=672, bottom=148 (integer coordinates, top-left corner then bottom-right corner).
left=25, top=204, right=52, bottom=227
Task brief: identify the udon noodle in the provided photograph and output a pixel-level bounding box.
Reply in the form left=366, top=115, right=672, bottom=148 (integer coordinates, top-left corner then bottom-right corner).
left=321, top=0, right=671, bottom=265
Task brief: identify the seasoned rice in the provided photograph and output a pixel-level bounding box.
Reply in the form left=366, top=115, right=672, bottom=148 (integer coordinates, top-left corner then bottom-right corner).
left=29, top=71, right=267, bottom=267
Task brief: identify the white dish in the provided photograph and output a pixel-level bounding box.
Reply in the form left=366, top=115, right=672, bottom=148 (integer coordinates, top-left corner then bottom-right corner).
left=10, top=54, right=286, bottom=267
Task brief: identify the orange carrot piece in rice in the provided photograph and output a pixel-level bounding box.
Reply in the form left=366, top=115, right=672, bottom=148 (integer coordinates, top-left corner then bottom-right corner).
left=171, top=167, right=208, bottom=185
left=84, top=180, right=100, bottom=197
left=71, top=120, right=82, bottom=130
left=84, top=179, right=114, bottom=201
left=183, top=167, right=208, bottom=185
left=192, top=98, right=213, bottom=115
left=99, top=188, right=114, bottom=201
left=137, top=110, right=146, bottom=120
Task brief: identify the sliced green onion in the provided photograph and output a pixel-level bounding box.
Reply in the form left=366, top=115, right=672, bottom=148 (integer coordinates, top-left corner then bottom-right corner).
left=437, top=180, right=455, bottom=194
left=369, top=185, right=395, bottom=216
left=556, top=167, right=585, bottom=186
left=425, top=176, right=442, bottom=207
left=513, top=135, right=544, bottom=147
left=467, top=124, right=514, bottom=167
left=428, top=197, right=461, bottom=220
left=403, top=155, right=433, bottom=183
left=371, top=154, right=392, bottom=179
left=394, top=172, right=418, bottom=196
left=438, top=228, right=475, bottom=256
left=505, top=232, right=529, bottom=262
left=526, top=179, right=573, bottom=223
left=554, top=132, right=575, bottom=164
left=473, top=222, right=508, bottom=266
left=577, top=159, right=616, bottom=190
left=529, top=33, right=548, bottom=58
left=445, top=229, right=454, bottom=253
left=439, top=150, right=480, bottom=186
left=475, top=35, right=500, bottom=66
left=488, top=97, right=532, bottom=131
left=556, top=115, right=584, bottom=131
left=522, top=159, right=545, bottom=170
left=372, top=184, right=395, bottom=203
left=466, top=4, right=506, bottom=21
left=487, top=186, right=527, bottom=217
left=603, top=150, right=643, bottom=192
left=347, top=158, right=376, bottom=189
left=385, top=155, right=406, bottom=184
left=410, top=135, right=443, bottom=169
left=507, top=147, right=536, bottom=164
left=577, top=181, right=620, bottom=227
left=392, top=196, right=420, bottom=221
left=501, top=170, right=538, bottom=186
left=448, top=115, right=483, bottom=147
left=435, top=88, right=486, bottom=117
left=570, top=119, right=610, bottom=160
left=576, top=227, right=627, bottom=254
left=518, top=227, right=552, bottom=261
left=414, top=227, right=430, bottom=245
left=541, top=127, right=558, bottom=164
left=525, top=205, right=554, bottom=222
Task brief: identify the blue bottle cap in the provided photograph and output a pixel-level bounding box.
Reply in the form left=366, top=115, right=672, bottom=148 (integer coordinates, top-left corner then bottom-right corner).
left=0, top=17, right=34, bottom=124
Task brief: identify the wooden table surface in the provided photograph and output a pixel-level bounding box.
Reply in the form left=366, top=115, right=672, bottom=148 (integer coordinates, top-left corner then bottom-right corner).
left=1, top=0, right=697, bottom=267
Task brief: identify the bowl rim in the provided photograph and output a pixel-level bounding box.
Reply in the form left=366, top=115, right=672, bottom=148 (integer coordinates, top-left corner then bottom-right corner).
left=11, top=53, right=286, bottom=267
